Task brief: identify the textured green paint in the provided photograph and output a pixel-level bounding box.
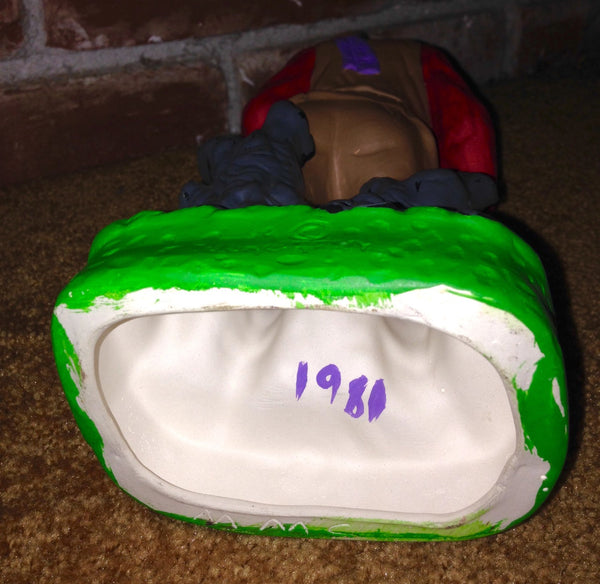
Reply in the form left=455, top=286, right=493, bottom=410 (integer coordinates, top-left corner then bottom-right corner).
left=57, top=206, right=549, bottom=321
left=512, top=351, right=568, bottom=527
left=53, top=205, right=568, bottom=538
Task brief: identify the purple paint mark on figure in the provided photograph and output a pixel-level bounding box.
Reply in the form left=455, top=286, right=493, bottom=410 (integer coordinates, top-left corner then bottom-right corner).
left=335, top=36, right=381, bottom=75
left=368, top=378, right=386, bottom=422
left=295, top=361, right=308, bottom=400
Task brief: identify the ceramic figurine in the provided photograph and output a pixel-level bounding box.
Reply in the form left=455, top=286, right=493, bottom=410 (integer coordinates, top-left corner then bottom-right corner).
left=52, top=37, right=567, bottom=540
left=181, top=37, right=498, bottom=213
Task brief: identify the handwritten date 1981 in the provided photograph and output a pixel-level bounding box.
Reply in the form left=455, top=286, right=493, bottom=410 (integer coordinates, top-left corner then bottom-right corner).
left=295, top=361, right=386, bottom=422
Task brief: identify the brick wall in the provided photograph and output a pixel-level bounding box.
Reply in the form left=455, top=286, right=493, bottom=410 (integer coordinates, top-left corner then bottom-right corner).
left=0, top=0, right=596, bottom=185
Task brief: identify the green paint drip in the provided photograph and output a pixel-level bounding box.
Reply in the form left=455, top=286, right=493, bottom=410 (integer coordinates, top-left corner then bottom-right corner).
left=163, top=513, right=502, bottom=542
left=51, top=315, right=116, bottom=484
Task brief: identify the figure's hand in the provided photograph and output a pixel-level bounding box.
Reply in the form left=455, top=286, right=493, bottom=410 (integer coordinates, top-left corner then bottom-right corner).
left=323, top=169, right=499, bottom=214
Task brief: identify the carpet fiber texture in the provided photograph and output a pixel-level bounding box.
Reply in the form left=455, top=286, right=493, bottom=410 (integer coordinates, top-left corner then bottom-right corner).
left=1, top=67, right=599, bottom=583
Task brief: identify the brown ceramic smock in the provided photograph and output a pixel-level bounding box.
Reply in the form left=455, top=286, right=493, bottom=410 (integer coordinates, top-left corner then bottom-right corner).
left=291, top=40, right=439, bottom=204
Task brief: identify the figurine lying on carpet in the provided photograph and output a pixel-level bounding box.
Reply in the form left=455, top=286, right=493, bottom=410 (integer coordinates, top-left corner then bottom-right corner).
left=53, top=36, right=568, bottom=540
left=180, top=36, right=498, bottom=213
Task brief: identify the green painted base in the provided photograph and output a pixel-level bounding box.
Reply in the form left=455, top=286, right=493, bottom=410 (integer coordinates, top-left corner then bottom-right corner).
left=52, top=205, right=567, bottom=539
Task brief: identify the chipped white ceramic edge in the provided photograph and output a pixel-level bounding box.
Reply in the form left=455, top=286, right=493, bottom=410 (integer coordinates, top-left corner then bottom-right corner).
left=55, top=284, right=559, bottom=534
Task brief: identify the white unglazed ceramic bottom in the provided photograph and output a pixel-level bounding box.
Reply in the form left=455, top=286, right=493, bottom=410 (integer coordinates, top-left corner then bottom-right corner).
left=98, top=309, right=516, bottom=516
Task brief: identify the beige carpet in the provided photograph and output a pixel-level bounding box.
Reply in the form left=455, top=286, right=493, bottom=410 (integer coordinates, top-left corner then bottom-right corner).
left=1, top=65, right=599, bottom=583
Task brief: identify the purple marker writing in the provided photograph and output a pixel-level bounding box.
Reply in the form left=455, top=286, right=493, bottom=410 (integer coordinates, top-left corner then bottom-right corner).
left=295, top=361, right=387, bottom=422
